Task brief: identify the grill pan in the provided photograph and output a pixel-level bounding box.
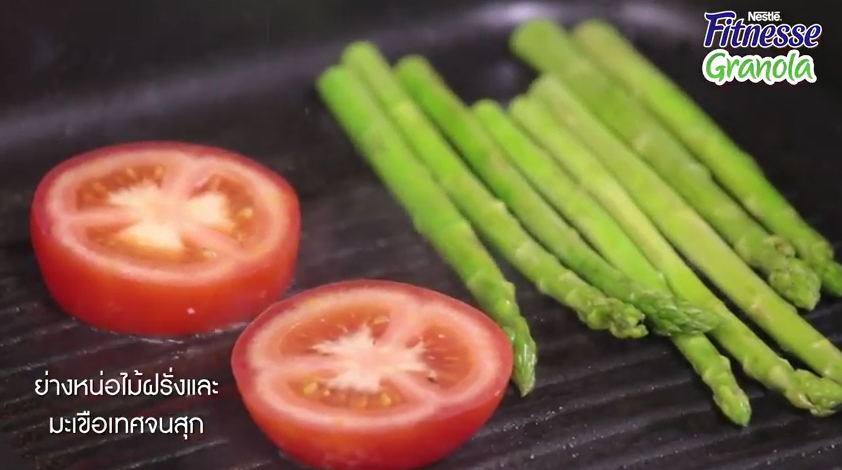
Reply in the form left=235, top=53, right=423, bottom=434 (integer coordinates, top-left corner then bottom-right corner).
left=1, top=0, right=841, bottom=469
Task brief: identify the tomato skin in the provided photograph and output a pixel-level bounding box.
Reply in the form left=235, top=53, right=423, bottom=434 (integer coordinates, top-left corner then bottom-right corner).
left=231, top=279, right=513, bottom=470
left=30, top=141, right=301, bottom=336
left=244, top=395, right=499, bottom=470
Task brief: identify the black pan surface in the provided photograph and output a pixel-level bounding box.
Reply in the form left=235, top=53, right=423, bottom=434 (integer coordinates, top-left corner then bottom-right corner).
left=1, top=1, right=841, bottom=469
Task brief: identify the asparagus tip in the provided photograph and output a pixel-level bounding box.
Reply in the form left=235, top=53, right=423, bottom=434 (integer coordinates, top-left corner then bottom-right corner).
left=512, top=17, right=561, bottom=35
left=528, top=74, right=559, bottom=99
left=394, top=54, right=430, bottom=74
left=593, top=298, right=648, bottom=339
left=316, top=65, right=346, bottom=88
left=570, top=18, right=618, bottom=37
left=644, top=293, right=721, bottom=335
left=341, top=40, right=380, bottom=62
left=502, top=326, right=538, bottom=396
left=515, top=374, right=536, bottom=397
left=765, top=235, right=796, bottom=258
left=793, top=369, right=842, bottom=416
left=513, top=355, right=537, bottom=397
left=507, top=95, right=529, bottom=112
left=821, top=262, right=842, bottom=296
left=767, top=262, right=821, bottom=310
left=510, top=17, right=564, bottom=52
left=471, top=98, right=501, bottom=113
left=713, top=385, right=752, bottom=427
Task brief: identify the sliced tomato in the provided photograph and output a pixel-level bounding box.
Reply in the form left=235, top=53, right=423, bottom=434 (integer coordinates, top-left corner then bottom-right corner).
left=231, top=279, right=513, bottom=470
left=30, top=141, right=300, bottom=336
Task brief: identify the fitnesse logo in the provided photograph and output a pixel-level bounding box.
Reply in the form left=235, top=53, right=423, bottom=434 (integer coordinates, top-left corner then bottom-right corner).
left=701, top=11, right=820, bottom=85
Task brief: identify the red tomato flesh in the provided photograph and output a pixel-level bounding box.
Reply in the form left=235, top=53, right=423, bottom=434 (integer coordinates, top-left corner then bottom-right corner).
left=231, top=279, right=513, bottom=470
left=30, top=141, right=300, bottom=336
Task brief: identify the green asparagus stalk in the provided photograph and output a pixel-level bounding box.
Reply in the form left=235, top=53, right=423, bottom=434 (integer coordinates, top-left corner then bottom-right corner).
left=571, top=19, right=842, bottom=295
left=393, top=54, right=718, bottom=336
left=487, top=98, right=750, bottom=425
left=316, top=65, right=537, bottom=395
left=526, top=74, right=842, bottom=412
left=340, top=42, right=648, bottom=342
left=508, top=94, right=840, bottom=417
left=471, top=99, right=660, bottom=289
left=510, top=18, right=822, bottom=310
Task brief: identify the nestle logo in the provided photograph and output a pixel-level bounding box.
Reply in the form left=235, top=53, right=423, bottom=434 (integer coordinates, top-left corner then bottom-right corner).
left=747, top=11, right=781, bottom=22
left=701, top=10, right=820, bottom=85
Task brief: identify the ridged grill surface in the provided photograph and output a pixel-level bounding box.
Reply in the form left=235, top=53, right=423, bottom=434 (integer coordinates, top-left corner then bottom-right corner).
left=1, top=1, right=842, bottom=469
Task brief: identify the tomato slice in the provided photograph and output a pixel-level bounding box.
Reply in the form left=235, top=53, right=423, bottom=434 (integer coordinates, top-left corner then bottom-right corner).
left=30, top=141, right=300, bottom=336
left=231, top=279, right=513, bottom=470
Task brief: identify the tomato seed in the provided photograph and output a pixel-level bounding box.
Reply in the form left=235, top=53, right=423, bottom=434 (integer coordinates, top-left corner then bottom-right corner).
left=237, top=207, right=254, bottom=219
left=125, top=168, right=138, bottom=179
left=302, top=381, right=318, bottom=395
left=379, top=393, right=392, bottom=407
left=351, top=396, right=368, bottom=409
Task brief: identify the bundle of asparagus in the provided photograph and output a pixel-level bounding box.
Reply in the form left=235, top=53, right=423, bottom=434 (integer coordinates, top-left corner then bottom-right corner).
left=570, top=20, right=842, bottom=295
left=512, top=19, right=823, bottom=311
left=508, top=19, right=842, bottom=411
left=508, top=90, right=842, bottom=417
left=316, top=18, right=842, bottom=426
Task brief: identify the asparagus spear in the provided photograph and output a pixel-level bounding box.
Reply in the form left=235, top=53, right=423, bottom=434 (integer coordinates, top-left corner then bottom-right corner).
left=393, top=54, right=718, bottom=336
left=510, top=19, right=822, bottom=310
left=317, top=65, right=537, bottom=395
left=571, top=19, right=842, bottom=295
left=526, top=74, right=842, bottom=412
left=485, top=98, right=750, bottom=425
left=340, top=41, right=647, bottom=342
left=470, top=99, right=660, bottom=289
